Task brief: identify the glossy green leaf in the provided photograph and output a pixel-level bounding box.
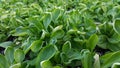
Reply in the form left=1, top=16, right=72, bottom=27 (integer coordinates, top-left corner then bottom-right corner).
left=0, top=54, right=9, bottom=68
left=97, top=35, right=108, bottom=49
left=43, top=12, right=52, bottom=29
left=28, top=17, right=43, bottom=31
left=52, top=8, right=61, bottom=21
left=67, top=49, right=81, bottom=61
left=22, top=40, right=33, bottom=54
left=107, top=43, right=120, bottom=51
left=112, top=63, right=120, bottom=68
left=101, top=51, right=120, bottom=68
left=14, top=49, right=25, bottom=62
left=41, top=60, right=53, bottom=68
left=61, top=49, right=81, bottom=64
left=4, top=46, right=14, bottom=64
left=36, top=45, right=56, bottom=68
left=81, top=49, right=92, bottom=68
left=86, top=34, right=98, bottom=51
left=12, top=26, right=29, bottom=36
left=0, top=41, right=13, bottom=48
left=62, top=41, right=71, bottom=53
left=41, top=60, right=61, bottom=68
left=84, top=19, right=96, bottom=35
left=9, top=63, right=21, bottom=68
left=30, top=40, right=43, bottom=52
left=108, top=33, right=120, bottom=43
left=114, top=19, right=120, bottom=34
left=51, top=25, right=64, bottom=39
left=100, top=52, right=113, bottom=62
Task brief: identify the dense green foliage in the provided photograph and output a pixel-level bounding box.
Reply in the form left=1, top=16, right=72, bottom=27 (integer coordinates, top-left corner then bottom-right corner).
left=1, top=0, right=120, bottom=68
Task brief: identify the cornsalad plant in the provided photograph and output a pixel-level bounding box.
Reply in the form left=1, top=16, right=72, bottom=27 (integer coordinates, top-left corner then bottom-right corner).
left=1, top=0, right=120, bottom=68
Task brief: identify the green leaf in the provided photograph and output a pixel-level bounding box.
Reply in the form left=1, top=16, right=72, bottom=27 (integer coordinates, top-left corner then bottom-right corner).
left=30, top=40, right=43, bottom=52
left=114, top=19, right=120, bottom=34
left=62, top=41, right=71, bottom=53
left=100, top=52, right=113, bottom=62
left=4, top=46, right=14, bottom=64
left=36, top=45, right=56, bottom=68
left=14, top=49, right=25, bottom=62
left=0, top=41, right=13, bottom=48
left=41, top=60, right=53, bottom=68
left=97, top=35, right=108, bottom=49
left=0, top=54, right=9, bottom=68
left=43, top=12, right=52, bottom=29
left=112, top=63, right=120, bottom=68
left=12, top=26, right=29, bottom=36
left=53, top=66, right=61, bottom=68
left=86, top=34, right=98, bottom=51
left=101, top=51, right=120, bottom=68
left=94, top=54, right=100, bottom=68
left=68, top=49, right=81, bottom=61
left=51, top=25, right=64, bottom=39
left=84, top=19, right=96, bottom=35
left=9, top=63, right=21, bottom=68
left=81, top=49, right=92, bottom=68
left=108, top=33, right=120, bottom=43
left=61, top=49, right=81, bottom=64
left=28, top=17, right=43, bottom=31
left=41, top=60, right=61, bottom=68
left=41, top=30, right=47, bottom=40
left=52, top=8, right=61, bottom=21
left=22, top=40, right=33, bottom=54
left=67, top=29, right=77, bottom=35
left=107, top=43, right=120, bottom=51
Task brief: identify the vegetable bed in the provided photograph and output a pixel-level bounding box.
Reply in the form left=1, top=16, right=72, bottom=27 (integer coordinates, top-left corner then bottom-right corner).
left=1, top=0, right=120, bottom=68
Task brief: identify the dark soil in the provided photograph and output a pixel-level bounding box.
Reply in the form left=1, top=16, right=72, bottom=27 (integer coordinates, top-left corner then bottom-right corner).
left=6, top=35, right=17, bottom=41
left=94, top=46, right=110, bottom=56
left=0, top=47, right=5, bottom=54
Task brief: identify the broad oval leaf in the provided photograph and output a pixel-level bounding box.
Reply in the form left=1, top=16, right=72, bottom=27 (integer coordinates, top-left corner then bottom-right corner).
left=0, top=54, right=9, bottom=68
left=36, top=45, right=56, bottom=68
left=61, top=49, right=81, bottom=64
left=107, top=43, right=120, bottom=51
left=51, top=25, right=64, bottom=39
left=14, top=49, right=25, bottom=62
left=52, top=8, right=61, bottom=21
left=28, top=17, right=43, bottom=31
left=0, top=41, right=13, bottom=48
left=41, top=60, right=61, bottom=68
left=62, top=41, right=71, bottom=53
left=86, top=34, right=98, bottom=51
left=30, top=40, right=43, bottom=52
left=12, top=26, right=29, bottom=36
left=4, top=46, right=14, bottom=64
left=97, top=35, right=108, bottom=49
left=41, top=60, right=53, bottom=68
left=81, top=49, right=92, bottom=68
left=43, top=12, right=52, bottom=29
left=22, top=39, right=33, bottom=54
left=108, top=33, right=120, bottom=43
left=101, top=51, right=120, bottom=68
